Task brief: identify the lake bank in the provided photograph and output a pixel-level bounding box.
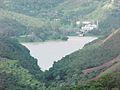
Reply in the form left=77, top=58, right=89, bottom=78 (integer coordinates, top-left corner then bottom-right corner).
left=22, top=36, right=97, bottom=71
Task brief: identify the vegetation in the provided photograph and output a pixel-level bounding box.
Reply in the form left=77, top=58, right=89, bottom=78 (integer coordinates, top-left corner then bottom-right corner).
left=0, top=29, right=120, bottom=90
left=0, top=0, right=120, bottom=42
left=0, top=60, right=45, bottom=90
left=0, top=10, right=68, bottom=42
left=0, top=35, right=48, bottom=89
left=44, top=30, right=120, bottom=88
left=59, top=72, right=120, bottom=90
left=0, top=0, right=120, bottom=90
left=0, top=36, right=44, bottom=79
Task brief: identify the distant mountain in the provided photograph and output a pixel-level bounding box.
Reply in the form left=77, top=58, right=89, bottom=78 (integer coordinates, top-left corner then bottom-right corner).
left=0, top=0, right=120, bottom=42
left=0, top=0, right=69, bottom=42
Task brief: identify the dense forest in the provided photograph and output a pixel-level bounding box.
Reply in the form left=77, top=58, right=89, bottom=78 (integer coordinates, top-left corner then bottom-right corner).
left=0, top=0, right=120, bottom=90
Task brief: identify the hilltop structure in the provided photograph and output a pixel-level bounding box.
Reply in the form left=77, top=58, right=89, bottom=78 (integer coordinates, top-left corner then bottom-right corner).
left=77, top=21, right=98, bottom=36
left=81, top=21, right=98, bottom=31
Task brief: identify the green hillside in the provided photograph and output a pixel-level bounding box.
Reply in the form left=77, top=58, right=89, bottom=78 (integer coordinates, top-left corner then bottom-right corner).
left=0, top=10, right=46, bottom=28
left=0, top=0, right=120, bottom=90
left=0, top=60, right=45, bottom=90
left=0, top=10, right=68, bottom=42
left=0, top=36, right=46, bottom=90
left=63, top=72, right=120, bottom=90
left=44, top=29, right=120, bottom=88
left=0, top=0, right=69, bottom=42
left=0, top=0, right=120, bottom=42
left=0, top=36, right=44, bottom=78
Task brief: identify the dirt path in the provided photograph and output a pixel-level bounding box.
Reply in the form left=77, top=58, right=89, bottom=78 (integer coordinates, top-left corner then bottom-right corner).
left=82, top=54, right=120, bottom=75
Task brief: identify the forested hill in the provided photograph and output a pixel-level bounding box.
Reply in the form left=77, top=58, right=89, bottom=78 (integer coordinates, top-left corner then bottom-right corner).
left=0, top=36, right=46, bottom=90
left=0, top=0, right=69, bottom=42
left=0, top=0, right=120, bottom=90
left=44, top=29, right=120, bottom=89
left=0, top=0, right=120, bottom=42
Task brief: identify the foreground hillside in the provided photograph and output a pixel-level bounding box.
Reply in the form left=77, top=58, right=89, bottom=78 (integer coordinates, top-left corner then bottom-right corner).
left=44, top=29, right=120, bottom=89
left=67, top=72, right=120, bottom=90
left=0, top=36, right=46, bottom=90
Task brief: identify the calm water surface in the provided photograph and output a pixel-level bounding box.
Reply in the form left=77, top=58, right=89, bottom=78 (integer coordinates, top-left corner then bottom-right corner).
left=22, top=36, right=97, bottom=71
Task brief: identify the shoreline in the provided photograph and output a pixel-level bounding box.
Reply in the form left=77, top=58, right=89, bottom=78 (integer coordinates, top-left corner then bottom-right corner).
left=22, top=36, right=97, bottom=71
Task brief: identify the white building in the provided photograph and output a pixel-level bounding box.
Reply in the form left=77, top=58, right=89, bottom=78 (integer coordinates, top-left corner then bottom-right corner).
left=80, top=21, right=98, bottom=33
left=76, top=21, right=81, bottom=25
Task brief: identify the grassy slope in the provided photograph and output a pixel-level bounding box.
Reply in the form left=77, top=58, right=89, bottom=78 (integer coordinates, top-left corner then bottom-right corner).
left=0, top=10, right=47, bottom=28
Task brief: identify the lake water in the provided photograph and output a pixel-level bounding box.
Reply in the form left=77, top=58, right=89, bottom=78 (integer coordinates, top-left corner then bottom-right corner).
left=22, top=36, right=97, bottom=71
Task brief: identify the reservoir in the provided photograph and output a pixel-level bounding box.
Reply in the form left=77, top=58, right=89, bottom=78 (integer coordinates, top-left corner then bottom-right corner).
left=22, top=36, right=97, bottom=71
